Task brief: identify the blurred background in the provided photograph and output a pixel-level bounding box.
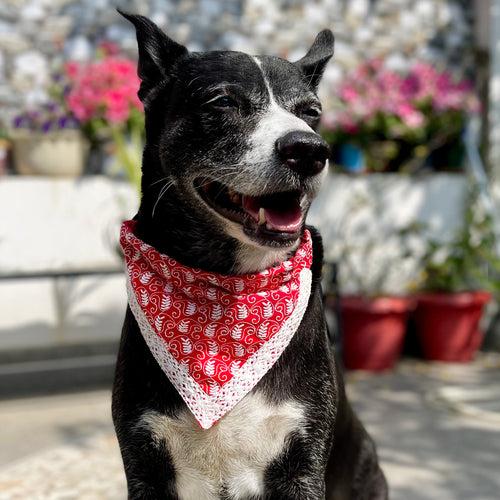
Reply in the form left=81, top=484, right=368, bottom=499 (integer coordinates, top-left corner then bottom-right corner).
left=0, top=0, right=499, bottom=499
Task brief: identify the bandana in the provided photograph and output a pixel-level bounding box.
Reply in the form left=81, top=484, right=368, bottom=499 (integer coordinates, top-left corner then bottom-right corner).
left=120, top=220, right=313, bottom=428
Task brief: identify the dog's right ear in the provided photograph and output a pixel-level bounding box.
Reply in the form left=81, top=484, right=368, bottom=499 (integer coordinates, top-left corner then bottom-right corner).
left=118, top=10, right=188, bottom=102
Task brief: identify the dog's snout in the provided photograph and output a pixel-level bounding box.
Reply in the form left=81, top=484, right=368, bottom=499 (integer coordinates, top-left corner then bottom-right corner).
left=276, top=131, right=329, bottom=176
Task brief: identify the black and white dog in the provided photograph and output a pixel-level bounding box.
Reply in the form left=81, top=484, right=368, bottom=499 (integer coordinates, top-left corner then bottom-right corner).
left=112, top=11, right=388, bottom=500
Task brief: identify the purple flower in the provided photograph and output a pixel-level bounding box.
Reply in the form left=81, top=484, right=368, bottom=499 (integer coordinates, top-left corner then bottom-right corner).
left=58, top=116, right=69, bottom=129
left=41, top=120, right=53, bottom=133
left=12, top=105, right=81, bottom=132
left=13, top=115, right=27, bottom=128
left=45, top=102, right=58, bottom=113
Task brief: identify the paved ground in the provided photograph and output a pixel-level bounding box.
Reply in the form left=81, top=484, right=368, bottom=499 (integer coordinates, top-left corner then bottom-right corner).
left=0, top=355, right=499, bottom=500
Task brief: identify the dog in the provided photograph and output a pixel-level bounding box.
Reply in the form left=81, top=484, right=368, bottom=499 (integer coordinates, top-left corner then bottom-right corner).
left=112, top=11, right=388, bottom=500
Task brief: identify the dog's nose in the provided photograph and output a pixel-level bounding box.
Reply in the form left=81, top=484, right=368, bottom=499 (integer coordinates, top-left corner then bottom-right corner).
left=276, top=131, right=329, bottom=176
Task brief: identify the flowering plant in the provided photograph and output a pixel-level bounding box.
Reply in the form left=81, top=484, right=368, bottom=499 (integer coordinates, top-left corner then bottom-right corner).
left=417, top=226, right=496, bottom=294
left=12, top=103, right=79, bottom=133
left=321, top=60, right=481, bottom=172
left=65, top=55, right=144, bottom=191
left=416, top=187, right=500, bottom=294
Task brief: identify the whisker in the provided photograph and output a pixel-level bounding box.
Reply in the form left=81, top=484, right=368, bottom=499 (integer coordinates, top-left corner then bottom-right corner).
left=192, top=171, right=241, bottom=190
left=149, top=176, right=171, bottom=187
left=152, top=179, right=176, bottom=218
left=187, top=75, right=202, bottom=89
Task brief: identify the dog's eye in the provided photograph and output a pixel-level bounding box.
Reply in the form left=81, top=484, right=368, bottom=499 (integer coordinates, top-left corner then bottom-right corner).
left=210, top=96, right=238, bottom=109
left=303, top=107, right=321, bottom=118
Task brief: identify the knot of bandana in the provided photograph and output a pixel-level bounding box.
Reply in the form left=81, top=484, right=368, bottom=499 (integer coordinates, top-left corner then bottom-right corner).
left=120, top=220, right=313, bottom=428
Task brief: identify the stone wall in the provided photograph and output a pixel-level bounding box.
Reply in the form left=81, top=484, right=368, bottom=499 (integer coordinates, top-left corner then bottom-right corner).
left=0, top=0, right=475, bottom=121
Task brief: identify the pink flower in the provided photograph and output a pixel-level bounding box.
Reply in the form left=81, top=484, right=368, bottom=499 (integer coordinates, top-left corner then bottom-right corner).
left=106, top=103, right=130, bottom=124
left=404, top=110, right=425, bottom=128
left=395, top=103, right=424, bottom=128
left=64, top=61, right=80, bottom=79
left=396, top=103, right=415, bottom=119
left=65, top=56, right=142, bottom=126
left=322, top=58, right=481, bottom=142
left=339, top=85, right=359, bottom=103
left=400, top=74, right=420, bottom=99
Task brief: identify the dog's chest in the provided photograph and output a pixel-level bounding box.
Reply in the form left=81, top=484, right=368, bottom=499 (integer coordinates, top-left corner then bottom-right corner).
left=140, top=392, right=305, bottom=499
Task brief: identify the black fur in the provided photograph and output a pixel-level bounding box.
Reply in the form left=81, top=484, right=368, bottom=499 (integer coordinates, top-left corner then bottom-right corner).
left=113, top=11, right=388, bottom=499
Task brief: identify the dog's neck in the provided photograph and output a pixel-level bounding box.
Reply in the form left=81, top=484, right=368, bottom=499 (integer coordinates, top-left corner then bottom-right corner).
left=232, top=243, right=293, bottom=275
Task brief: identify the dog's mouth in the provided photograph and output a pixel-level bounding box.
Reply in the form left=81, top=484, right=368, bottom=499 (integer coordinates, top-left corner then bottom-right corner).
left=195, top=178, right=306, bottom=246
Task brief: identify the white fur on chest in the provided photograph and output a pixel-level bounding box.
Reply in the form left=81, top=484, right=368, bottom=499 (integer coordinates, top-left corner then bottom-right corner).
left=139, top=392, right=305, bottom=499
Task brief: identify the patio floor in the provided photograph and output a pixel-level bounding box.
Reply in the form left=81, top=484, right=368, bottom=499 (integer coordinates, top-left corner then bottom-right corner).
left=0, top=355, right=499, bottom=500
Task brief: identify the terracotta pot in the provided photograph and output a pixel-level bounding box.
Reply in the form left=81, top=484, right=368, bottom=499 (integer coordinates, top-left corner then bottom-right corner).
left=11, top=130, right=88, bottom=177
left=340, top=296, right=414, bottom=371
left=414, top=291, right=492, bottom=362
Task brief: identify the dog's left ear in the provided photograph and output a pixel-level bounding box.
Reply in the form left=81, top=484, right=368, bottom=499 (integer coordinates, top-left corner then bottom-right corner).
left=294, top=30, right=335, bottom=91
left=118, top=9, right=188, bottom=102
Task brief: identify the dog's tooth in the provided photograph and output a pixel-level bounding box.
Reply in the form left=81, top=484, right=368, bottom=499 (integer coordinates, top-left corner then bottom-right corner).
left=258, top=208, right=266, bottom=225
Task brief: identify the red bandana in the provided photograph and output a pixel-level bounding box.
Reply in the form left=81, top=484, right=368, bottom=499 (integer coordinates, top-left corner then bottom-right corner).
left=120, top=220, right=313, bottom=428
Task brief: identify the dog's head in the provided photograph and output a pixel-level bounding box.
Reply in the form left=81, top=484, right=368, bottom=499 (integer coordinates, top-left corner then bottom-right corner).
left=122, top=12, right=334, bottom=272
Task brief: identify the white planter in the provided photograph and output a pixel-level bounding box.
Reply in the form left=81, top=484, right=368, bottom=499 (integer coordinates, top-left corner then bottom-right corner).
left=11, top=130, right=88, bottom=177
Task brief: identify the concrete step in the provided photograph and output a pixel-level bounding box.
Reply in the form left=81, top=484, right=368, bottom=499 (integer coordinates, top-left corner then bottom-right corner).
left=0, top=342, right=117, bottom=398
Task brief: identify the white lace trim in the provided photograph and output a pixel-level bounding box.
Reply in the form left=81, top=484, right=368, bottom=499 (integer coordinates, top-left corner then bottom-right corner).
left=126, top=268, right=312, bottom=429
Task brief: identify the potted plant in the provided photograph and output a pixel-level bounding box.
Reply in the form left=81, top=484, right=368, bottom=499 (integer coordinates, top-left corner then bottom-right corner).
left=320, top=59, right=480, bottom=174
left=10, top=103, right=87, bottom=177
left=64, top=53, right=144, bottom=192
left=414, top=187, right=498, bottom=361
left=324, top=192, right=420, bottom=371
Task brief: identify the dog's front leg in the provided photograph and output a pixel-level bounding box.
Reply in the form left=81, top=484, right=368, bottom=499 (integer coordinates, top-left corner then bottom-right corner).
left=115, top=422, right=179, bottom=500
left=263, top=434, right=327, bottom=500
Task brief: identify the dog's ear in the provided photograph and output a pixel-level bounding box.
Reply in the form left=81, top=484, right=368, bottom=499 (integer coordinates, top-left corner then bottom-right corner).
left=118, top=10, right=188, bottom=102
left=294, top=30, right=334, bottom=91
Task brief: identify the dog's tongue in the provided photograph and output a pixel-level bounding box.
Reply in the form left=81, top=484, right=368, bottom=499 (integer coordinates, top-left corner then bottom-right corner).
left=264, top=205, right=303, bottom=232
left=242, top=194, right=303, bottom=233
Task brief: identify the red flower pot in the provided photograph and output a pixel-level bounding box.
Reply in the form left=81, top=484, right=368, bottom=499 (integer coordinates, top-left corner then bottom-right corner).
left=340, top=296, right=414, bottom=371
left=414, top=291, right=492, bottom=362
